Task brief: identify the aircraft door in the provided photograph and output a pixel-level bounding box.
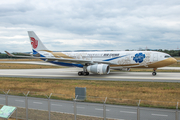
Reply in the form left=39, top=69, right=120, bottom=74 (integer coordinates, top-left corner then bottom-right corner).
left=153, top=53, right=158, bottom=61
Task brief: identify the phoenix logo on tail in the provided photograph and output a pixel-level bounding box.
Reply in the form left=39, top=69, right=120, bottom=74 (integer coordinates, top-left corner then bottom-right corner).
left=30, top=37, right=38, bottom=49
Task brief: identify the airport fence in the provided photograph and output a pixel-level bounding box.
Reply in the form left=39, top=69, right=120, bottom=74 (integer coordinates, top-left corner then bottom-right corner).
left=0, top=90, right=179, bottom=120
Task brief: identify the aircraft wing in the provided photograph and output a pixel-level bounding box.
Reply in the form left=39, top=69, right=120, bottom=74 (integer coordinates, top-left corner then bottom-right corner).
left=5, top=51, right=116, bottom=65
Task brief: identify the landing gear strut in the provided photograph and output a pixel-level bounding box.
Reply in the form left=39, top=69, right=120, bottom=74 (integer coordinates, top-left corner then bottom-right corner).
left=152, top=68, right=157, bottom=76
left=78, top=65, right=89, bottom=76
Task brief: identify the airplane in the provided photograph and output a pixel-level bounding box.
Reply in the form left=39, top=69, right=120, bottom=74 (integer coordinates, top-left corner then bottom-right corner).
left=5, top=31, right=177, bottom=76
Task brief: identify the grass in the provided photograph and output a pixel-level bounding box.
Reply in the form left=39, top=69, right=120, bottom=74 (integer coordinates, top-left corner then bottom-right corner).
left=168, top=62, right=180, bottom=67
left=0, top=77, right=180, bottom=109
left=0, top=59, right=41, bottom=61
left=0, top=59, right=63, bottom=69
left=175, top=57, right=180, bottom=60
left=129, top=68, right=180, bottom=72
left=0, top=58, right=180, bottom=108
left=0, top=63, right=64, bottom=69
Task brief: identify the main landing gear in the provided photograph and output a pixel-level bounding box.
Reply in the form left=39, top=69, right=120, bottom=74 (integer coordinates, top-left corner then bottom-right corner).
left=152, top=68, right=157, bottom=76
left=78, top=71, right=89, bottom=76
left=78, top=65, right=90, bottom=76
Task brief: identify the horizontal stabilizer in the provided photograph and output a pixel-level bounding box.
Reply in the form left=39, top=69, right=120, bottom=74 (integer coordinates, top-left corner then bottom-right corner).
left=5, top=51, right=15, bottom=57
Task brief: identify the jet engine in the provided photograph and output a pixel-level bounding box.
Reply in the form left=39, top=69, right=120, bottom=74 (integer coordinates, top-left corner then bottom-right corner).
left=87, top=64, right=110, bottom=74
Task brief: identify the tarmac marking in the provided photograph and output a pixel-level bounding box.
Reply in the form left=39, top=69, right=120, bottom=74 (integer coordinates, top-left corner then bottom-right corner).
left=77, top=107, right=85, bottom=109
left=51, top=104, right=62, bottom=107
left=120, top=111, right=136, bottom=114
left=151, top=114, right=168, bottom=117
left=95, top=108, right=110, bottom=111
left=15, top=100, right=24, bottom=102
left=33, top=102, right=43, bottom=104
left=72, top=106, right=85, bottom=109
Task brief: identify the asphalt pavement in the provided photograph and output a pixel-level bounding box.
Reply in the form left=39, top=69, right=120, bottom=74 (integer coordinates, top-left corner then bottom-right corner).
left=0, top=94, right=179, bottom=120
left=0, top=68, right=180, bottom=82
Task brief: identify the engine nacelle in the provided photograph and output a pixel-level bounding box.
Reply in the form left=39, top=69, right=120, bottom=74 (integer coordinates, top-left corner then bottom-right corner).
left=87, top=64, right=110, bottom=74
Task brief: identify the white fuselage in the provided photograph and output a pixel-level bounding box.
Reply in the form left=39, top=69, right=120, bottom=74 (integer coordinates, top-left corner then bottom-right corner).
left=38, top=50, right=176, bottom=69
left=27, top=31, right=177, bottom=75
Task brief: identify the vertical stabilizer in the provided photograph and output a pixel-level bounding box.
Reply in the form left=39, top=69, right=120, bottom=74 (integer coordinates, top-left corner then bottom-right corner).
left=28, top=31, right=49, bottom=51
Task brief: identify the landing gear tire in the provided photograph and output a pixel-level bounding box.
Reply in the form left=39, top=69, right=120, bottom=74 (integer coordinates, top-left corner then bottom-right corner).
left=84, top=72, right=89, bottom=76
left=78, top=71, right=89, bottom=76
left=78, top=71, right=83, bottom=76
left=152, top=72, right=156, bottom=76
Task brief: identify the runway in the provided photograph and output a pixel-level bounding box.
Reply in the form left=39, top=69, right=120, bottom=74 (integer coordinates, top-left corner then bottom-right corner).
left=0, top=68, right=180, bottom=82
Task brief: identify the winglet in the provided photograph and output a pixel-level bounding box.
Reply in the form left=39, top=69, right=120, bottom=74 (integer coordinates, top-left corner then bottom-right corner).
left=5, top=51, right=15, bottom=57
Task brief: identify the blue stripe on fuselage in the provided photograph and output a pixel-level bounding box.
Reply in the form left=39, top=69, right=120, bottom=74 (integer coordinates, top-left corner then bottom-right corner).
left=32, top=49, right=126, bottom=67
left=103, top=55, right=127, bottom=61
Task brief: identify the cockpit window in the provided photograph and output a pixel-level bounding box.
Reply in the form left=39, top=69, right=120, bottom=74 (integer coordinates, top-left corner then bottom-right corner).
left=164, top=55, right=171, bottom=58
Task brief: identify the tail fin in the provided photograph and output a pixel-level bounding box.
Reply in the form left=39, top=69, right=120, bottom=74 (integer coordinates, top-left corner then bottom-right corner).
left=28, top=31, right=49, bottom=51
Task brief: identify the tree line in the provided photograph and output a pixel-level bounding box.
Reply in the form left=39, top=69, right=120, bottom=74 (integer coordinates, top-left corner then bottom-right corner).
left=156, top=49, right=180, bottom=57
left=0, top=52, right=29, bottom=59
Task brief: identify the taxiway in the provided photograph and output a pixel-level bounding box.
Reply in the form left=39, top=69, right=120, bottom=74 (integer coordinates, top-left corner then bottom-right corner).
left=0, top=68, right=180, bottom=82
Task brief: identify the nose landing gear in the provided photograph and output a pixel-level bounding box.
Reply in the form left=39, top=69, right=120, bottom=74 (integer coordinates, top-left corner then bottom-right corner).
left=152, top=68, right=157, bottom=76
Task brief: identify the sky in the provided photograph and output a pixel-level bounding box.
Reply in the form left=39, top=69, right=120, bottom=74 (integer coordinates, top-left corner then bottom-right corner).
left=0, top=0, right=180, bottom=53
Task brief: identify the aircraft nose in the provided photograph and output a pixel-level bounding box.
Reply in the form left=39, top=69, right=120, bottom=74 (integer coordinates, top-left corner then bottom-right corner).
left=169, top=57, right=177, bottom=64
